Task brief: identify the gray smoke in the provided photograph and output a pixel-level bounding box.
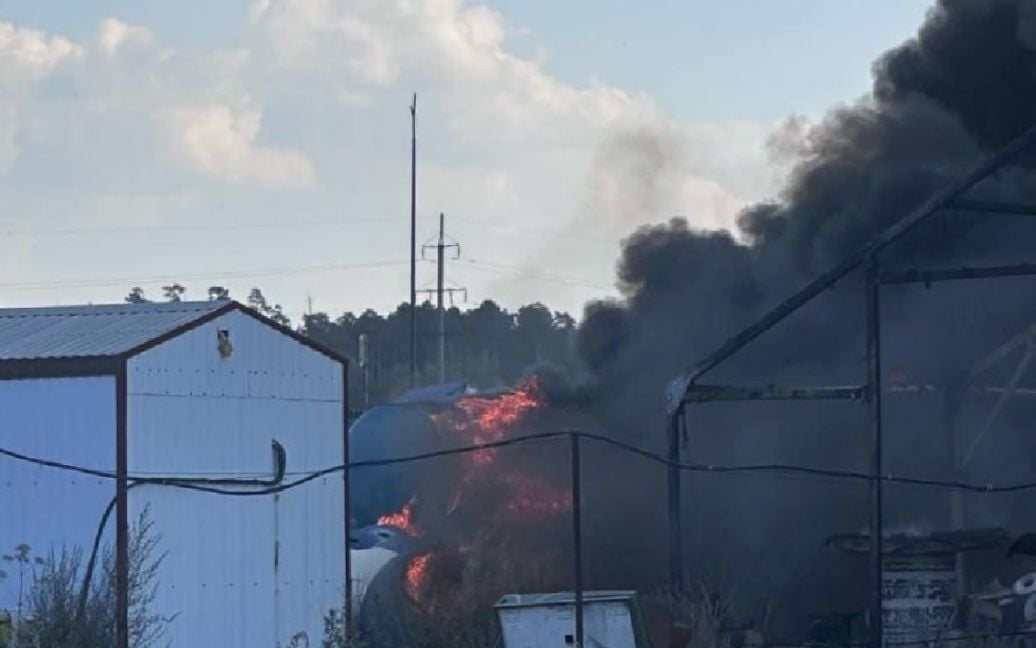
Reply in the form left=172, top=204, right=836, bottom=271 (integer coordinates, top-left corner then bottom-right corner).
left=577, top=0, right=1036, bottom=636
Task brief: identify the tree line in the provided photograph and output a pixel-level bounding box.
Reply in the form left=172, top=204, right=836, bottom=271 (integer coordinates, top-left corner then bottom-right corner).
left=124, top=286, right=577, bottom=405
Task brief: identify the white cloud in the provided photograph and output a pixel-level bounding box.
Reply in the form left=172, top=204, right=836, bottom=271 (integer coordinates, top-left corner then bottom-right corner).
left=0, top=105, right=19, bottom=172
left=164, top=102, right=317, bottom=187
left=0, top=1, right=780, bottom=317
left=0, top=22, right=81, bottom=172
left=96, top=18, right=155, bottom=58
left=246, top=0, right=768, bottom=218
left=0, top=22, right=80, bottom=76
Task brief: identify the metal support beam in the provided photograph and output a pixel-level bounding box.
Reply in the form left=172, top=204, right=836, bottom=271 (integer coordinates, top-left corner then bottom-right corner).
left=343, top=370, right=353, bottom=638
left=949, top=197, right=1036, bottom=217
left=941, top=377, right=967, bottom=602
left=570, top=433, right=584, bottom=648
left=881, top=263, right=1036, bottom=285
left=683, top=384, right=865, bottom=404
left=115, top=364, right=129, bottom=648
left=667, top=125, right=1036, bottom=409
left=865, top=258, right=884, bottom=648
left=666, top=411, right=683, bottom=589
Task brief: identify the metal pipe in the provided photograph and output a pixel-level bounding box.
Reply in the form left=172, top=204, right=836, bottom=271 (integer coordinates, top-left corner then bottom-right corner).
left=343, top=369, right=353, bottom=637
left=570, top=432, right=584, bottom=648
left=950, top=197, right=1036, bottom=217
left=115, top=363, right=129, bottom=648
left=880, top=263, right=1036, bottom=285
left=667, top=410, right=683, bottom=589
left=683, top=384, right=865, bottom=403
left=865, top=258, right=884, bottom=648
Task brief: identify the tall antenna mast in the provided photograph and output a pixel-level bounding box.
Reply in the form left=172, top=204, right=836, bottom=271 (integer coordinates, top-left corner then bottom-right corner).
left=409, top=92, right=418, bottom=388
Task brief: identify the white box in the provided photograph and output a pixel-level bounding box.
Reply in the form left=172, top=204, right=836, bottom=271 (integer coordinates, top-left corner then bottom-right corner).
left=495, top=591, right=650, bottom=648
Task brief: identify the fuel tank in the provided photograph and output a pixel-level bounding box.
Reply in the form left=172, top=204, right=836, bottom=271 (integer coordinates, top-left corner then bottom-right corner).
left=348, top=382, right=469, bottom=525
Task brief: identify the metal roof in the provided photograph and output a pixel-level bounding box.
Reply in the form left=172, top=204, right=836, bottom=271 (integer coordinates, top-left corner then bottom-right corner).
left=0, top=300, right=228, bottom=360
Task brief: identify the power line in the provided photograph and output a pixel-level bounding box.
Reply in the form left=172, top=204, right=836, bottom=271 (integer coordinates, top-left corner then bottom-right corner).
left=0, top=259, right=409, bottom=291
left=448, top=216, right=618, bottom=246
left=0, top=216, right=618, bottom=249
left=0, top=217, right=386, bottom=237
left=461, top=258, right=615, bottom=290
left=5, top=429, right=1036, bottom=496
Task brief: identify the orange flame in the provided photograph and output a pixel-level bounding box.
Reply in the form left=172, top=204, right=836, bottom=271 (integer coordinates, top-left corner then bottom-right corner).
left=405, top=552, right=432, bottom=602
left=380, top=377, right=577, bottom=613
left=377, top=498, right=423, bottom=536
left=504, top=474, right=574, bottom=514
left=430, top=376, right=573, bottom=518
left=434, top=377, right=543, bottom=473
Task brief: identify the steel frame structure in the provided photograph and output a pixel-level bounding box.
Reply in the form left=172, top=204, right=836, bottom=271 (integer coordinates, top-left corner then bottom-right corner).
left=663, top=125, right=1036, bottom=648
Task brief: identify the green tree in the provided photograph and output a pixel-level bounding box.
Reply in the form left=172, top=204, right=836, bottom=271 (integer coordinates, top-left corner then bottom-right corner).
left=124, top=288, right=148, bottom=304
left=247, top=288, right=290, bottom=326
left=161, top=284, right=185, bottom=302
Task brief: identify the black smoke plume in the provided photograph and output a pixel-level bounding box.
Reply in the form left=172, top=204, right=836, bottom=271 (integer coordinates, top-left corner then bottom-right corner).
left=577, top=0, right=1036, bottom=636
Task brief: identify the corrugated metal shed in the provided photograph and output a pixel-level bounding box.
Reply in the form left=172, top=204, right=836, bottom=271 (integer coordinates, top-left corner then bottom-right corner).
left=0, top=301, right=226, bottom=360
left=1, top=299, right=349, bottom=647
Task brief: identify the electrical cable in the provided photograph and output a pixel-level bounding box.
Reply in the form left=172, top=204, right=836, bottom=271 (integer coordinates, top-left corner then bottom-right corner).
left=74, top=441, right=288, bottom=627
left=0, top=259, right=408, bottom=291
left=11, top=428, right=1036, bottom=645
left=5, top=430, right=1036, bottom=495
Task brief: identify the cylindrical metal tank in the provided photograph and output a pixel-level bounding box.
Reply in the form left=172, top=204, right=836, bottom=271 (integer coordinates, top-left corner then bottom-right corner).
left=348, top=402, right=446, bottom=525
left=882, top=552, right=957, bottom=644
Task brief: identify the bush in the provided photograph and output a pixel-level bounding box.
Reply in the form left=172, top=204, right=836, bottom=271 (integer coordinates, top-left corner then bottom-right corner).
left=10, top=509, right=171, bottom=648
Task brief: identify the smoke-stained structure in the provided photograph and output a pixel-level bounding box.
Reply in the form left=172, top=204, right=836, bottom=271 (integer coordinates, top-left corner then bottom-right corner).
left=577, top=0, right=1036, bottom=636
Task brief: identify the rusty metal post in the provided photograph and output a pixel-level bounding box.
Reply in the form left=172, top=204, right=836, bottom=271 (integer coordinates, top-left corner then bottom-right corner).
left=667, top=409, right=684, bottom=589
left=865, top=257, right=884, bottom=648
left=570, top=432, right=584, bottom=648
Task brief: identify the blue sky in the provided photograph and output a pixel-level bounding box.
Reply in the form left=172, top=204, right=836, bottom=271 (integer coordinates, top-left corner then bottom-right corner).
left=0, top=0, right=932, bottom=319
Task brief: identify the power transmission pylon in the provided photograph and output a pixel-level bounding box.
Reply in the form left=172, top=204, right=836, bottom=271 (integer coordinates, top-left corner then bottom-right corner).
left=419, top=213, right=466, bottom=383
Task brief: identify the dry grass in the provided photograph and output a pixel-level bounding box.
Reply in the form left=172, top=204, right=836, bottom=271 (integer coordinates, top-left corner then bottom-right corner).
left=643, top=580, right=767, bottom=648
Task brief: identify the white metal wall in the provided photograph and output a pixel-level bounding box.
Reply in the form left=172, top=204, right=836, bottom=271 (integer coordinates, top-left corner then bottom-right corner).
left=127, top=310, right=345, bottom=648
left=0, top=376, right=116, bottom=613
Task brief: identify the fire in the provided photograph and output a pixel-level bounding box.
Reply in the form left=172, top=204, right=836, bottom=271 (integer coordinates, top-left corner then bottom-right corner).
left=429, top=376, right=573, bottom=518
left=377, top=497, right=423, bottom=536
left=377, top=377, right=574, bottom=615
left=405, top=552, right=432, bottom=602
left=504, top=474, right=574, bottom=514
left=436, top=376, right=543, bottom=471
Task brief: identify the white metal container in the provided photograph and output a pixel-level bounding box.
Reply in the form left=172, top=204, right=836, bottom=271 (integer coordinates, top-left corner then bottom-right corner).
left=495, top=591, right=650, bottom=648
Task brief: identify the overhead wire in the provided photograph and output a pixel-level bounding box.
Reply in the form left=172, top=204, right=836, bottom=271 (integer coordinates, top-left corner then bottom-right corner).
left=0, top=259, right=409, bottom=291
left=2, top=214, right=618, bottom=248
left=4, top=429, right=1036, bottom=496
left=9, top=425, right=1033, bottom=629
left=0, top=217, right=386, bottom=237
left=460, top=258, right=615, bottom=290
